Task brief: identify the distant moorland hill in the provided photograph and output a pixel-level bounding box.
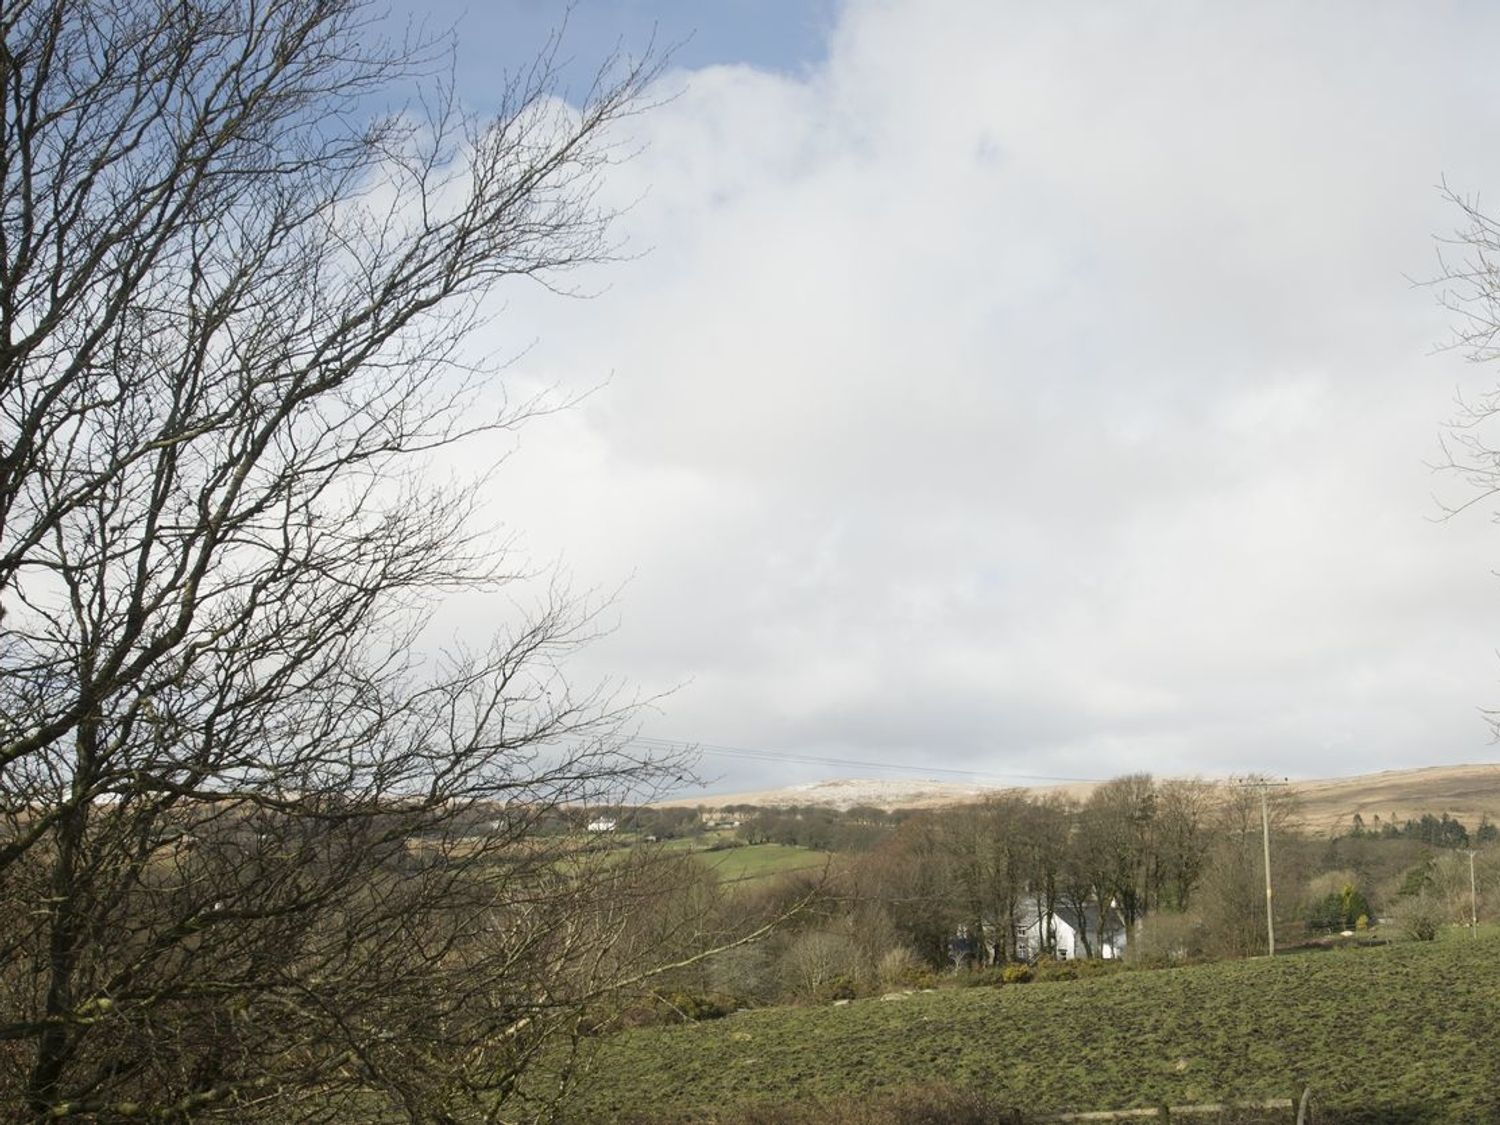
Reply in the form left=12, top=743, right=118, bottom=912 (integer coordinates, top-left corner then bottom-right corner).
left=659, top=762, right=1500, bottom=835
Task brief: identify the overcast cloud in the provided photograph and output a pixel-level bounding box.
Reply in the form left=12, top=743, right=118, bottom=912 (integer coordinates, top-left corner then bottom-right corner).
left=422, top=1, right=1500, bottom=793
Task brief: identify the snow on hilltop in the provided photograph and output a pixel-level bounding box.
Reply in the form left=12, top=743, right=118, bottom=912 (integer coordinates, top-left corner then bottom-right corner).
left=657, top=776, right=1019, bottom=811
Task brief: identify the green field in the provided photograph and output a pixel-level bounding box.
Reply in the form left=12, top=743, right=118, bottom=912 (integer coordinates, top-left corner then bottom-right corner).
left=622, top=837, right=829, bottom=885
left=691, top=842, right=830, bottom=883
left=569, top=935, right=1500, bottom=1122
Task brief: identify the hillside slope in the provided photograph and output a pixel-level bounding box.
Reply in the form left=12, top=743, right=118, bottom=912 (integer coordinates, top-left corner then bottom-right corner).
left=1292, top=763, right=1500, bottom=832
left=570, top=935, right=1500, bottom=1123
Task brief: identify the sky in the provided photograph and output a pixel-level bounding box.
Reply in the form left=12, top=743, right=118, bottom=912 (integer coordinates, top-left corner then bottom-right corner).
left=387, top=0, right=1500, bottom=796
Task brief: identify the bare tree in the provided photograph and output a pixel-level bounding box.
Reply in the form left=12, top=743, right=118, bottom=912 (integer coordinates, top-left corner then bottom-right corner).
left=1429, top=186, right=1500, bottom=757
left=1020, top=796, right=1072, bottom=958
left=1195, top=778, right=1300, bottom=957
left=0, top=1, right=713, bottom=1118
left=857, top=813, right=962, bottom=968
left=1151, top=778, right=1215, bottom=912
left=1079, top=774, right=1156, bottom=946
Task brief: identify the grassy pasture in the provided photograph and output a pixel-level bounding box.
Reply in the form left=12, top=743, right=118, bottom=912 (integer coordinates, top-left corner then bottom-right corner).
left=570, top=934, right=1500, bottom=1122
left=602, top=834, right=828, bottom=885
left=692, top=842, right=830, bottom=884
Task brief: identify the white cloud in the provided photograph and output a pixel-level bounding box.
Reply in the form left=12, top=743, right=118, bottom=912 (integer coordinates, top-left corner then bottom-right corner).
left=435, top=1, right=1500, bottom=790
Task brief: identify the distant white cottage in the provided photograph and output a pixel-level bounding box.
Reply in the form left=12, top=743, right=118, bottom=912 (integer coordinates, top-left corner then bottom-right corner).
left=586, top=817, right=617, bottom=833
left=1016, top=901, right=1127, bottom=961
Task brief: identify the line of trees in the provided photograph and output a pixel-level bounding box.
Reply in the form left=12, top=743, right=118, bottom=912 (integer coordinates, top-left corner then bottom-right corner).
left=639, top=775, right=1297, bottom=1011
left=518, top=781, right=1500, bottom=1022
left=839, top=775, right=1302, bottom=966
left=647, top=780, right=1500, bottom=1011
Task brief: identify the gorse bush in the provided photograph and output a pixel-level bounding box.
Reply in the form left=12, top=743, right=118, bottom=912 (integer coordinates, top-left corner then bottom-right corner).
left=660, top=992, right=739, bottom=1022
left=1030, top=957, right=1078, bottom=982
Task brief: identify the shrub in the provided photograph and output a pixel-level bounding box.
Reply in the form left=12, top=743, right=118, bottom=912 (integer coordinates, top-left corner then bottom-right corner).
left=877, top=946, right=933, bottom=990
left=660, top=991, right=737, bottom=1022
left=817, top=976, right=858, bottom=1002
left=1131, top=911, right=1206, bottom=965
left=614, top=989, right=741, bottom=1030
left=708, top=944, right=776, bottom=1005
left=780, top=929, right=865, bottom=1002
left=612, top=1002, right=665, bottom=1030
left=1001, top=963, right=1034, bottom=985
left=1391, top=893, right=1442, bottom=942
left=1069, top=957, right=1126, bottom=978
left=1032, top=957, right=1078, bottom=982
left=905, top=968, right=940, bottom=990
left=955, top=966, right=1007, bottom=988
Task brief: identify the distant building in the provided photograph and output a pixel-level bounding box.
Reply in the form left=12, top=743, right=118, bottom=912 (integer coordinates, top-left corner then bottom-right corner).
left=950, top=900, right=1128, bottom=967
left=1016, top=901, right=1127, bottom=961
left=586, top=817, right=617, bottom=833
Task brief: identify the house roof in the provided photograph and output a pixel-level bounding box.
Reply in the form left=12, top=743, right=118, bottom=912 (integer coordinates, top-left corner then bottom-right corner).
left=1016, top=899, right=1126, bottom=938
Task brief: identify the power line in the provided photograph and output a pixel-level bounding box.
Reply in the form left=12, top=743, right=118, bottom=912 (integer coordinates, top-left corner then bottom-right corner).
left=621, top=735, right=1104, bottom=786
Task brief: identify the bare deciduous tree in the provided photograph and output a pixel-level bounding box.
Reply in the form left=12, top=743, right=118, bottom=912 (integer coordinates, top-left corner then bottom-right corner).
left=1194, top=778, right=1300, bottom=958
left=1430, top=187, right=1500, bottom=751
left=1151, top=778, right=1216, bottom=912
left=1078, top=774, right=1156, bottom=946
left=0, top=1, right=714, bottom=1118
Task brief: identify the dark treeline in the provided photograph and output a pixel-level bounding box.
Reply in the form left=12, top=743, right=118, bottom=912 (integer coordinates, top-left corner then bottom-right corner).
left=1347, top=811, right=1498, bottom=848
left=733, top=805, right=896, bottom=852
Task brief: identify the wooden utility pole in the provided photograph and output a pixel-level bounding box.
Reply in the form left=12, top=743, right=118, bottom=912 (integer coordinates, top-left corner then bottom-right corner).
left=1260, top=787, right=1275, bottom=956
left=1236, top=777, right=1289, bottom=957
left=1467, top=849, right=1478, bottom=936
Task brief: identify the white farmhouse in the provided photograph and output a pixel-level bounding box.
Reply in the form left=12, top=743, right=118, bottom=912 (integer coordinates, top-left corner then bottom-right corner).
left=1016, top=901, right=1127, bottom=961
